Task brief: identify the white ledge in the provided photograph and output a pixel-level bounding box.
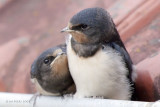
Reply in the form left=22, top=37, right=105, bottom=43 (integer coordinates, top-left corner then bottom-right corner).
left=0, top=92, right=159, bottom=107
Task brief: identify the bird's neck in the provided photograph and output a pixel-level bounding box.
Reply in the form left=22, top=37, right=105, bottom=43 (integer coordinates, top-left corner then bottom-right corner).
left=71, top=38, right=101, bottom=57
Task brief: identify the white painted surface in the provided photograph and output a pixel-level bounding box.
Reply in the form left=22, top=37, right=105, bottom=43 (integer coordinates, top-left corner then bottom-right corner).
left=0, top=92, right=159, bottom=107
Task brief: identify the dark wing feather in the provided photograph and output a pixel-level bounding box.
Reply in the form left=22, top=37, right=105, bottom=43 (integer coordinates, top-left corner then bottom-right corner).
left=108, top=42, right=133, bottom=72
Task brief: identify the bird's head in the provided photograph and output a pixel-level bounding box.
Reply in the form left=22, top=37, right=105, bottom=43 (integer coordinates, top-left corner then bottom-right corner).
left=61, top=7, right=115, bottom=44
left=30, top=44, right=75, bottom=94
left=30, top=45, right=67, bottom=81
left=30, top=44, right=75, bottom=93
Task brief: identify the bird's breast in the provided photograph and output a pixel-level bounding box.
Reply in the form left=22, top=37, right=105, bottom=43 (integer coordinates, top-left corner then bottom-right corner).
left=67, top=37, right=131, bottom=99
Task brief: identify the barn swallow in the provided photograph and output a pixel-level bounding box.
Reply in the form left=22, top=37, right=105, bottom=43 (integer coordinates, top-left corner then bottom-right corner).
left=61, top=8, right=137, bottom=100
left=30, top=44, right=75, bottom=97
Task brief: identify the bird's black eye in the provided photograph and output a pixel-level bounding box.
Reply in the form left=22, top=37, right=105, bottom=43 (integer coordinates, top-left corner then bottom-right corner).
left=44, top=58, right=49, bottom=64
left=80, top=24, right=88, bottom=30
left=43, top=56, right=54, bottom=65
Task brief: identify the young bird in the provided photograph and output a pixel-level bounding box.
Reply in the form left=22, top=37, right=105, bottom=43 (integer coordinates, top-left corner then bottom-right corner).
left=61, top=8, right=137, bottom=100
left=30, top=44, right=75, bottom=96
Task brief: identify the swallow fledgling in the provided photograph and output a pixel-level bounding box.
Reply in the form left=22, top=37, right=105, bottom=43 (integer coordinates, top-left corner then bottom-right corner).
left=30, top=44, right=75, bottom=97
left=61, top=8, right=137, bottom=100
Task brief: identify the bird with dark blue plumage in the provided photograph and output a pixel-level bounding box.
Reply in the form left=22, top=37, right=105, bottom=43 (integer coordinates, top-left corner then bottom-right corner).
left=30, top=44, right=75, bottom=96
left=61, top=7, right=137, bottom=100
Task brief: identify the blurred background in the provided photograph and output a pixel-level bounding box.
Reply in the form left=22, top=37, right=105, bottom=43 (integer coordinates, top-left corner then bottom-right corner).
left=0, top=0, right=159, bottom=102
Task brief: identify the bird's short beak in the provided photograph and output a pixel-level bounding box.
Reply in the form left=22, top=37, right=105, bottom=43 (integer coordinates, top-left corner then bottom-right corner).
left=57, top=52, right=65, bottom=56
left=61, top=26, right=73, bottom=33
